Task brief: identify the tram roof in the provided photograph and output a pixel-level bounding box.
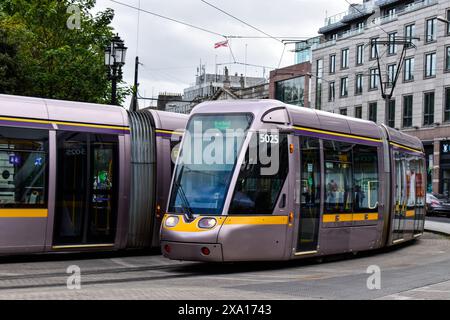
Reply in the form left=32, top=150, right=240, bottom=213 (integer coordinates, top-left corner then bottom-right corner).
left=192, top=99, right=423, bottom=152
left=0, top=94, right=129, bottom=127
left=145, top=109, right=188, bottom=131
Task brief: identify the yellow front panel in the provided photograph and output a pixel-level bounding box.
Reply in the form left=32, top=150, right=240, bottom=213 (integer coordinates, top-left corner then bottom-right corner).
left=224, top=216, right=289, bottom=225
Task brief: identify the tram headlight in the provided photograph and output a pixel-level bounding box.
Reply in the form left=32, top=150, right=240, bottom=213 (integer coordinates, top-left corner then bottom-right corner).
left=198, top=217, right=217, bottom=229
left=165, top=216, right=179, bottom=228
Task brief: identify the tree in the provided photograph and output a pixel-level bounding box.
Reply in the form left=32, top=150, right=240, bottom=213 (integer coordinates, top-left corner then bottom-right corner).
left=0, top=0, right=130, bottom=105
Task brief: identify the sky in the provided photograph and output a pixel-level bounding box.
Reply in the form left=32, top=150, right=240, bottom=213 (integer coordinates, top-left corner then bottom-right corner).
left=93, top=0, right=350, bottom=108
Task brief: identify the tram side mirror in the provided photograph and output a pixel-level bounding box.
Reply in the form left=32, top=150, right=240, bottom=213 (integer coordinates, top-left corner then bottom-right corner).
left=279, top=194, right=286, bottom=208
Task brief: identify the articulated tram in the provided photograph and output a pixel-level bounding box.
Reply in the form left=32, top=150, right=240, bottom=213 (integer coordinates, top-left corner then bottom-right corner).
left=0, top=94, right=186, bottom=255
left=161, top=100, right=426, bottom=262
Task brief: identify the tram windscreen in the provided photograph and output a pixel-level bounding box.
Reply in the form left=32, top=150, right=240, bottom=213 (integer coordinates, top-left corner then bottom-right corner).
left=168, top=113, right=253, bottom=215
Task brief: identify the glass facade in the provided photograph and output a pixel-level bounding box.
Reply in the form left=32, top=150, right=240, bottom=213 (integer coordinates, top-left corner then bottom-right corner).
left=275, top=76, right=305, bottom=107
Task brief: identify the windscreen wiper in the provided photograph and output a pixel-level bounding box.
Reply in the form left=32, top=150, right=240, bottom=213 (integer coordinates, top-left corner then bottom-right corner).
left=174, top=180, right=195, bottom=222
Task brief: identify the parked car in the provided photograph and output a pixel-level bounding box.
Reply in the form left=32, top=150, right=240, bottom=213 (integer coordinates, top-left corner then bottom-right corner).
left=426, top=193, right=450, bottom=217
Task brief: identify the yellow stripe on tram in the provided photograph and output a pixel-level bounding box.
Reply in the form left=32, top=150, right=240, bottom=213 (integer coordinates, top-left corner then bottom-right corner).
left=405, top=210, right=415, bottom=217
left=390, top=142, right=423, bottom=154
left=293, top=126, right=383, bottom=143
left=323, top=213, right=379, bottom=223
left=0, top=209, right=48, bottom=218
left=156, top=129, right=184, bottom=135
left=0, top=116, right=130, bottom=131
left=224, top=216, right=289, bottom=225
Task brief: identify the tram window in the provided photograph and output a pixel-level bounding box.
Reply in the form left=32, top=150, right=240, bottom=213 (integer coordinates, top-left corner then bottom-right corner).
left=170, top=139, right=181, bottom=174
left=416, top=158, right=425, bottom=207
left=300, top=137, right=320, bottom=207
left=324, top=141, right=353, bottom=214
left=0, top=127, right=48, bottom=208
left=228, top=133, right=289, bottom=215
left=406, top=154, right=419, bottom=208
left=353, top=146, right=378, bottom=212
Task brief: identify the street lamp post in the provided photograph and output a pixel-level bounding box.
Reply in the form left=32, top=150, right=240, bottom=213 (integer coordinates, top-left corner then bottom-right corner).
left=105, top=34, right=127, bottom=105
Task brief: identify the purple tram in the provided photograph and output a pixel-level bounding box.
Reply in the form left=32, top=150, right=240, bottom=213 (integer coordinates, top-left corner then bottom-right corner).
left=161, top=100, right=426, bottom=262
left=0, top=94, right=187, bottom=254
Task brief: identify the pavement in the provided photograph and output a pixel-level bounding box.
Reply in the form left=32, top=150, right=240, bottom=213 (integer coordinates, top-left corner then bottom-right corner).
left=0, top=232, right=449, bottom=299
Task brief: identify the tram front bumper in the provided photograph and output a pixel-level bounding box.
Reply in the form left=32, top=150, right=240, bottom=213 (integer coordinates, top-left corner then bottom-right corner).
left=161, top=241, right=223, bottom=262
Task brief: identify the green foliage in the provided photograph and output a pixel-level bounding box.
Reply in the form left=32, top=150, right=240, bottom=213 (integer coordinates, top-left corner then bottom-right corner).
left=0, top=0, right=130, bottom=105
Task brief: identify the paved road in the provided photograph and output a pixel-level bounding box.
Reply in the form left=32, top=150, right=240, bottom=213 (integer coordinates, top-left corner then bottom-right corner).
left=0, top=232, right=449, bottom=299
left=427, top=216, right=450, bottom=224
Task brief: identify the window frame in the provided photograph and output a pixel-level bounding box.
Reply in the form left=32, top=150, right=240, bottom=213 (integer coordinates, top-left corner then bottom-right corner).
left=388, top=32, right=398, bottom=55
left=402, top=94, right=413, bottom=128
left=404, top=23, right=415, bottom=49
left=341, top=48, right=349, bottom=69
left=423, top=91, right=435, bottom=126
left=340, top=77, right=348, bottom=98
left=355, top=73, right=363, bottom=95
left=368, top=102, right=377, bottom=123
left=425, top=17, right=437, bottom=43
left=356, top=44, right=365, bottom=66
left=424, top=51, right=437, bottom=79
left=403, top=56, right=414, bottom=82
left=328, top=81, right=335, bottom=102
left=369, top=68, right=378, bottom=90
left=355, top=105, right=362, bottom=119
left=444, top=87, right=450, bottom=123
left=329, top=54, right=336, bottom=74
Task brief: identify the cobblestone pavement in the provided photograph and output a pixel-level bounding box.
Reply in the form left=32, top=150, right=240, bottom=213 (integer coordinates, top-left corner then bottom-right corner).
left=0, top=232, right=449, bottom=299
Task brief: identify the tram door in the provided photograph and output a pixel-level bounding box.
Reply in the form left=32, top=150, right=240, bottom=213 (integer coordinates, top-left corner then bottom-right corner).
left=393, top=151, right=407, bottom=242
left=53, top=132, right=118, bottom=246
left=296, top=137, right=321, bottom=253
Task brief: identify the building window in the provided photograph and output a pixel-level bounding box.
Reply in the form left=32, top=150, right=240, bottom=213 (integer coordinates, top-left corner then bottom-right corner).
left=370, top=38, right=379, bottom=59
left=275, top=76, right=305, bottom=106
left=446, top=46, right=450, bottom=71
left=341, top=48, right=349, bottom=69
left=356, top=44, right=364, bottom=65
left=315, top=59, right=323, bottom=110
left=340, top=77, right=348, bottom=97
left=423, top=91, right=435, bottom=126
left=426, top=18, right=437, bottom=43
left=403, top=95, right=413, bottom=128
left=369, top=103, right=377, bottom=122
left=445, top=88, right=450, bottom=122
left=404, top=57, right=414, bottom=81
left=355, top=106, right=362, bottom=119
left=387, top=64, right=397, bottom=87
left=328, top=81, right=335, bottom=102
left=388, top=32, right=397, bottom=55
left=405, top=24, right=415, bottom=48
left=425, top=52, right=436, bottom=78
left=355, top=74, right=363, bottom=95
left=369, top=68, right=378, bottom=90
left=388, top=99, right=395, bottom=128
left=340, top=108, right=347, bottom=116
left=329, top=54, right=336, bottom=74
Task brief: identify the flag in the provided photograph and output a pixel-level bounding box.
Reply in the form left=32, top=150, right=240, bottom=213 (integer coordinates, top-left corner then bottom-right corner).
left=214, top=40, right=228, bottom=49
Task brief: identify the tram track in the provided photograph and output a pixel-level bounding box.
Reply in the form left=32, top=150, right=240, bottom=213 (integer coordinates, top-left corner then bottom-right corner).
left=0, top=261, right=199, bottom=290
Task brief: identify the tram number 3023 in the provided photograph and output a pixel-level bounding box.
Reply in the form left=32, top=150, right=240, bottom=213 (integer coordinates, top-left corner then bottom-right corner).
left=259, top=133, right=279, bottom=144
